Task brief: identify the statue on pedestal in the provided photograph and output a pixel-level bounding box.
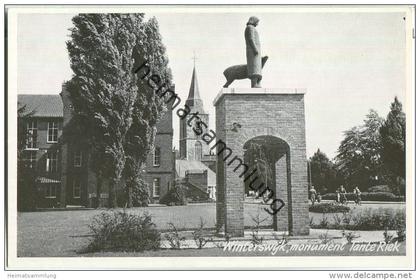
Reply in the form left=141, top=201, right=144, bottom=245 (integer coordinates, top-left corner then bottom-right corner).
left=245, top=16, right=262, bottom=88
left=222, top=16, right=268, bottom=88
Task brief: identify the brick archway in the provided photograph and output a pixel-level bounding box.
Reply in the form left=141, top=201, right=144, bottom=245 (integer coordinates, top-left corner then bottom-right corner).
left=243, top=135, right=292, bottom=232
left=214, top=88, right=310, bottom=237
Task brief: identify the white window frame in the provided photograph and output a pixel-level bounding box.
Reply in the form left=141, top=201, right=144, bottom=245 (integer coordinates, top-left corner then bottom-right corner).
left=47, top=121, right=58, bottom=143
left=73, top=179, right=81, bottom=199
left=46, top=150, right=58, bottom=173
left=74, top=150, right=82, bottom=167
left=153, top=147, right=161, bottom=166
left=26, top=120, right=38, bottom=149
left=45, top=185, right=56, bottom=198
left=153, top=178, right=160, bottom=198
left=26, top=150, right=37, bottom=169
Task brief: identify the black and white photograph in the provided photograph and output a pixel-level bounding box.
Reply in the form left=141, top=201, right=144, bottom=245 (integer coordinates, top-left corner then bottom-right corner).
left=4, top=3, right=415, bottom=272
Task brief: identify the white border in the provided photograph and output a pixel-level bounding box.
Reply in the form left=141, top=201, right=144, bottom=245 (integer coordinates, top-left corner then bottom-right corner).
left=5, top=4, right=416, bottom=270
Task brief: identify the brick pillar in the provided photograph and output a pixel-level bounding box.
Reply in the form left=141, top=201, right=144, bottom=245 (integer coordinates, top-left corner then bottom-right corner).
left=289, top=148, right=310, bottom=235
left=273, top=152, right=288, bottom=231
left=216, top=152, right=225, bottom=233
left=224, top=148, right=244, bottom=237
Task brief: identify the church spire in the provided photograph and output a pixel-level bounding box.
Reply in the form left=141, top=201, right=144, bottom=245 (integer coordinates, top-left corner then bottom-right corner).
left=186, top=62, right=203, bottom=111
left=187, top=66, right=201, bottom=101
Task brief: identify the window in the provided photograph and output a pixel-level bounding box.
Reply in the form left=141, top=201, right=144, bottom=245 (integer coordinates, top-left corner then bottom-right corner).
left=45, top=185, right=56, bottom=198
left=73, top=179, right=81, bottom=198
left=74, top=150, right=82, bottom=167
left=47, top=121, right=58, bottom=143
left=153, top=147, right=161, bottom=166
left=25, top=150, right=37, bottom=169
left=46, top=150, right=58, bottom=173
left=26, top=120, right=37, bottom=149
left=194, top=141, right=202, bottom=161
left=153, top=178, right=160, bottom=198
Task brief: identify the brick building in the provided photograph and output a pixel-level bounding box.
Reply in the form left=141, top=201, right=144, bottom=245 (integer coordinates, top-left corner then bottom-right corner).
left=177, top=66, right=216, bottom=200
left=18, top=95, right=63, bottom=208
left=18, top=86, right=175, bottom=208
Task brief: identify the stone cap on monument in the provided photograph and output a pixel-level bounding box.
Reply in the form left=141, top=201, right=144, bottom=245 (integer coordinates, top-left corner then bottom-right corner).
left=213, top=88, right=307, bottom=106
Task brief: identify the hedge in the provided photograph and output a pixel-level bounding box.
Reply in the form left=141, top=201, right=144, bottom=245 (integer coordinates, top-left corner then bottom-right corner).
left=321, top=192, right=405, bottom=202
left=309, top=203, right=350, bottom=213
left=159, top=184, right=188, bottom=206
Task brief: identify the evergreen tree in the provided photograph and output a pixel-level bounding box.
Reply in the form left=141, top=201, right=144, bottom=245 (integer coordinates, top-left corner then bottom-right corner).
left=380, top=97, right=406, bottom=194
left=123, top=17, right=172, bottom=207
left=309, top=149, right=342, bottom=194
left=67, top=14, right=141, bottom=208
left=66, top=14, right=172, bottom=207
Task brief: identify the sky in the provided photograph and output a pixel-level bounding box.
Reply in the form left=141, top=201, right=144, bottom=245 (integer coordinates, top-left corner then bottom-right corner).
left=16, top=7, right=409, bottom=159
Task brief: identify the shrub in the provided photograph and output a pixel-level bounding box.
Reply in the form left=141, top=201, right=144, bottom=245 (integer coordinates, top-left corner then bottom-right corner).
left=368, top=185, right=392, bottom=193
left=309, top=203, right=350, bottom=213
left=250, top=210, right=269, bottom=245
left=193, top=217, right=211, bottom=249
left=159, top=184, right=187, bottom=206
left=164, top=223, right=186, bottom=249
left=86, top=210, right=160, bottom=252
left=320, top=213, right=329, bottom=228
left=311, top=208, right=406, bottom=231
left=319, top=231, right=332, bottom=244
left=332, top=213, right=343, bottom=227
left=350, top=208, right=405, bottom=230
left=396, top=227, right=406, bottom=242
left=383, top=228, right=394, bottom=244
left=342, top=230, right=360, bottom=244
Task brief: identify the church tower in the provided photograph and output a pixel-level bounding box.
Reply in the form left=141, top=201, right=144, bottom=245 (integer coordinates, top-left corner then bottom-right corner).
left=179, top=65, right=210, bottom=160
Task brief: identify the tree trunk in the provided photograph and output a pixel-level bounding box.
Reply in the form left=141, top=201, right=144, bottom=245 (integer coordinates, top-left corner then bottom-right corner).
left=96, top=174, right=102, bottom=208
left=127, top=181, right=133, bottom=208
left=109, top=178, right=119, bottom=208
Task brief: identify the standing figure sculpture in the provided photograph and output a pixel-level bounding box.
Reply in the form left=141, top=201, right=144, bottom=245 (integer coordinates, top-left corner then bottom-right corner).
left=222, top=16, right=267, bottom=88
left=245, top=16, right=262, bottom=88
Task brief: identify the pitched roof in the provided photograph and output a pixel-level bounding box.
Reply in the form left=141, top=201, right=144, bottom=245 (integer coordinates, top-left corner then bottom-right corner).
left=175, top=159, right=216, bottom=187
left=18, top=95, right=63, bottom=118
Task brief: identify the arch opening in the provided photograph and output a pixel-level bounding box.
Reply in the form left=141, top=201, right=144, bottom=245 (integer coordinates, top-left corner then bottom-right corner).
left=243, top=135, right=292, bottom=233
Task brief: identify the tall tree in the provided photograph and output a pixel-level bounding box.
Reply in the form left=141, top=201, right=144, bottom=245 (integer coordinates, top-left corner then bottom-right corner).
left=309, top=149, right=342, bottom=194
left=66, top=14, right=172, bottom=207
left=66, top=14, right=139, bottom=207
left=335, top=110, right=384, bottom=190
left=380, top=97, right=406, bottom=194
left=123, top=17, right=172, bottom=207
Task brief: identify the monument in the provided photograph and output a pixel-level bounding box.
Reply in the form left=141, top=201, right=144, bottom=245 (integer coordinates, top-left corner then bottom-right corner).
left=215, top=17, right=310, bottom=237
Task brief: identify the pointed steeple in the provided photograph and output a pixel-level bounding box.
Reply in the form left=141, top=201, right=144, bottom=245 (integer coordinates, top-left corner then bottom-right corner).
left=186, top=65, right=203, bottom=111
left=187, top=66, right=201, bottom=100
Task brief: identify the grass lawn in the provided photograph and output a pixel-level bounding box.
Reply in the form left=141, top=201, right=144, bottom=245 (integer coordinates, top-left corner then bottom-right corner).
left=17, top=202, right=406, bottom=257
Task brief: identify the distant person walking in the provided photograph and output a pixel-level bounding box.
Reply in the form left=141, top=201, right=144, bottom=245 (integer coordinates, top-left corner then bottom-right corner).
left=339, top=185, right=347, bottom=205
left=309, top=185, right=317, bottom=206
left=353, top=186, right=362, bottom=205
